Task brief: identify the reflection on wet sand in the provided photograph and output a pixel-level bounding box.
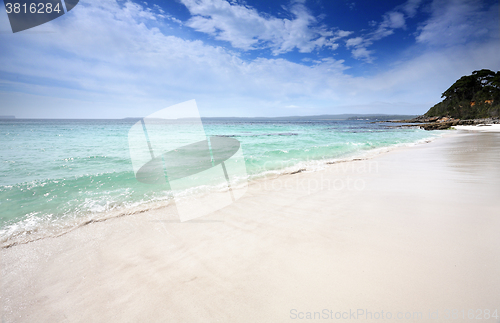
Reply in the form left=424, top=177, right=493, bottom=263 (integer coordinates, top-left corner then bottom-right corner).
left=444, top=132, right=500, bottom=184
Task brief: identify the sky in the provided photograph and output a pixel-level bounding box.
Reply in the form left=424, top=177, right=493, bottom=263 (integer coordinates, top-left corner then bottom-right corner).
left=0, top=0, right=499, bottom=118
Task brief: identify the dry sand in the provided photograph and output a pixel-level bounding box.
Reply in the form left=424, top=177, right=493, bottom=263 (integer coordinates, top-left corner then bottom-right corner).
left=2, top=131, right=500, bottom=322
left=453, top=124, right=500, bottom=132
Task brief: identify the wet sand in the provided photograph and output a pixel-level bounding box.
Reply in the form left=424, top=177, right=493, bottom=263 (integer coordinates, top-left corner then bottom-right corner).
left=2, top=131, right=500, bottom=322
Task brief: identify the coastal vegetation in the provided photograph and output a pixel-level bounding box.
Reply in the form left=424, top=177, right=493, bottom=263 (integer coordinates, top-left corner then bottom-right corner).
left=425, top=69, right=500, bottom=119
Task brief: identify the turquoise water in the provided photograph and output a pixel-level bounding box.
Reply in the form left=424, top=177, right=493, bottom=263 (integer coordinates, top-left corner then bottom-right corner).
left=0, top=119, right=440, bottom=243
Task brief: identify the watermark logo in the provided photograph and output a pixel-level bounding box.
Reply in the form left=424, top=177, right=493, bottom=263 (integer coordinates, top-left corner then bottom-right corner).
left=128, top=100, right=248, bottom=222
left=4, top=0, right=79, bottom=33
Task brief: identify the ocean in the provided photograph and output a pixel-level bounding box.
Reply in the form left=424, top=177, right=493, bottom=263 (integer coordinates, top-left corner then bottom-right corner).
left=0, top=118, right=441, bottom=245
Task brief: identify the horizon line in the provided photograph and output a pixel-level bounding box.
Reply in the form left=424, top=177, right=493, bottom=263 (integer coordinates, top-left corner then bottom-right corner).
left=0, top=113, right=419, bottom=120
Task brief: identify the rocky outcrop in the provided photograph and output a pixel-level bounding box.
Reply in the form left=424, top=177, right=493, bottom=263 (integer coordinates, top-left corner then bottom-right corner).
left=393, top=117, right=500, bottom=130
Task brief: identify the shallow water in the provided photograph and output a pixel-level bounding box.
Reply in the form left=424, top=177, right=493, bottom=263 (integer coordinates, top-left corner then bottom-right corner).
left=0, top=118, right=441, bottom=242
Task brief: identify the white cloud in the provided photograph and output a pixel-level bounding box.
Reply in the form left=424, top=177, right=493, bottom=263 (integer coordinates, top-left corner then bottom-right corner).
left=345, top=37, right=363, bottom=47
left=336, top=30, right=353, bottom=39
left=0, top=0, right=352, bottom=117
left=180, top=0, right=351, bottom=55
left=399, top=0, right=422, bottom=17
left=351, top=47, right=373, bottom=62
left=384, top=11, right=406, bottom=30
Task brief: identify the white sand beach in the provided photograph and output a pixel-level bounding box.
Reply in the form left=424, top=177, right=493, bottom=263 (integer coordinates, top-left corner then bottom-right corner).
left=2, top=131, right=500, bottom=322
left=453, top=124, right=500, bottom=132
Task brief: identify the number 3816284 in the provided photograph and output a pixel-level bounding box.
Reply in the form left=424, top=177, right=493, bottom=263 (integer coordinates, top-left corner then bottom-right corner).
left=5, top=2, right=62, bottom=14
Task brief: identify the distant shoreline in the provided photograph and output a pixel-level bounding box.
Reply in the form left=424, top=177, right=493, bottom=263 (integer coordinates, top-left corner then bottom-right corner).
left=0, top=114, right=418, bottom=121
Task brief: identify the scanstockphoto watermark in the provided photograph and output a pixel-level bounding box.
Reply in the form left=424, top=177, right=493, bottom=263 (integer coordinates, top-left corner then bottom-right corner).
left=290, top=308, right=500, bottom=320
left=128, top=100, right=248, bottom=222
left=253, top=159, right=379, bottom=194
left=256, top=174, right=368, bottom=194
left=248, top=158, right=379, bottom=176
left=290, top=309, right=424, bottom=320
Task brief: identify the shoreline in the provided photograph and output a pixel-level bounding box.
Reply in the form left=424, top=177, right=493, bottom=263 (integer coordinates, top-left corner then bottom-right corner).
left=452, top=124, right=500, bottom=132
left=0, top=132, right=442, bottom=249
left=2, top=130, right=500, bottom=322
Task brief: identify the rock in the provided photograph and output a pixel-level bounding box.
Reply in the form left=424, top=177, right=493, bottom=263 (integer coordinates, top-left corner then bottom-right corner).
left=381, top=116, right=500, bottom=130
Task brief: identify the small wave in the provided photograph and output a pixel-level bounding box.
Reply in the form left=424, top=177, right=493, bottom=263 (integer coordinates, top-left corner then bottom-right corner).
left=0, top=201, right=172, bottom=249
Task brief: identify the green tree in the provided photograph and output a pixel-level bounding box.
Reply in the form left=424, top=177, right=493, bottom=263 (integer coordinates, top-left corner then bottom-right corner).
left=425, top=69, right=500, bottom=119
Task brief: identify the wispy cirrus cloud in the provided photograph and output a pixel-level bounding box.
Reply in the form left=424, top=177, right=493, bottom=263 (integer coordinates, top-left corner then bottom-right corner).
left=345, top=0, right=498, bottom=62
left=345, top=0, right=423, bottom=62
left=416, top=0, right=499, bottom=46
left=179, top=0, right=352, bottom=55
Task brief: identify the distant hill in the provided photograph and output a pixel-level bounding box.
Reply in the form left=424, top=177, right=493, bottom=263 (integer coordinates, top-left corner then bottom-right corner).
left=425, top=69, right=500, bottom=119
left=0, top=116, right=15, bottom=119
left=124, top=114, right=418, bottom=122
left=346, top=115, right=417, bottom=121
left=199, top=114, right=417, bottom=122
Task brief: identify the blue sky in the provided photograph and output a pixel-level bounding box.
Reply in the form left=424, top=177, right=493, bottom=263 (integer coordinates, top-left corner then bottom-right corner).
left=0, top=0, right=499, bottom=118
